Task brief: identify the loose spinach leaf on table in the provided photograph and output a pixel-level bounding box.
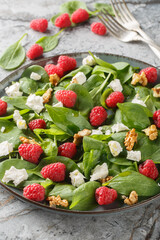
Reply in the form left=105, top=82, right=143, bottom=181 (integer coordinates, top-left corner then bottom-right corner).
left=94, top=3, right=114, bottom=16
left=21, top=65, right=49, bottom=83
left=49, top=183, right=75, bottom=202
left=0, top=33, right=27, bottom=70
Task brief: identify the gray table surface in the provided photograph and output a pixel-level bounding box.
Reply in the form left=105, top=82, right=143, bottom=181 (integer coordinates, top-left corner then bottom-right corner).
left=0, top=0, right=160, bottom=239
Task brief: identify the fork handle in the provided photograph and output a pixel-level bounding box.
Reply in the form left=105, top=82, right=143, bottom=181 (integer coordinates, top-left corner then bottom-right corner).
left=136, top=27, right=160, bottom=59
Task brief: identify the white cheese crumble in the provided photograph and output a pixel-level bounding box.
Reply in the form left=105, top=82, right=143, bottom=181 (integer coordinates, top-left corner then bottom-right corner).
left=13, top=110, right=27, bottom=130
left=71, top=72, right=86, bottom=85
left=52, top=101, right=63, bottom=107
left=132, top=98, right=146, bottom=107
left=0, top=141, right=13, bottom=157
left=2, top=166, right=28, bottom=186
left=69, top=169, right=85, bottom=187
left=1, top=126, right=5, bottom=133
left=26, top=94, right=44, bottom=113
left=30, top=72, right=41, bottom=81
left=108, top=79, right=123, bottom=92
left=105, top=130, right=111, bottom=135
left=108, top=141, right=123, bottom=157
left=127, top=150, right=141, bottom=162
left=111, top=123, right=129, bottom=133
left=5, top=82, right=23, bottom=97
left=90, top=163, right=108, bottom=181
left=13, top=110, right=22, bottom=122
left=82, top=55, right=96, bottom=66
left=91, top=129, right=103, bottom=135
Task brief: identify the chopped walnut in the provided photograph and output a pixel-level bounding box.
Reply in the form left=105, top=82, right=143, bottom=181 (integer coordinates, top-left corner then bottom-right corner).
left=19, top=136, right=40, bottom=145
left=47, top=195, right=69, bottom=208
left=152, top=87, right=160, bottom=98
left=70, top=78, right=78, bottom=84
left=100, top=176, right=113, bottom=183
left=49, top=74, right=60, bottom=86
left=42, top=88, right=53, bottom=103
left=73, top=129, right=92, bottom=146
left=123, top=191, right=138, bottom=206
left=131, top=72, right=148, bottom=86
left=124, top=128, right=138, bottom=151
left=143, top=124, right=158, bottom=140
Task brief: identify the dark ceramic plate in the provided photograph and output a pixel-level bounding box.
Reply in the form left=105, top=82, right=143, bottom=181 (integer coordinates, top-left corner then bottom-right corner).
left=0, top=52, right=160, bottom=216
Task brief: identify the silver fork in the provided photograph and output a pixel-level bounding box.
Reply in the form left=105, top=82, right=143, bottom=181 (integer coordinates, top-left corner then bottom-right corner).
left=110, top=0, right=160, bottom=59
left=98, top=10, right=160, bottom=51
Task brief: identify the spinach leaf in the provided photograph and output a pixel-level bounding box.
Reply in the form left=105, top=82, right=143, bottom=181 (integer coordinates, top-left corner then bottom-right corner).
left=2, top=96, right=29, bottom=110
left=0, top=119, right=15, bottom=132
left=36, top=30, right=63, bottom=52
left=46, top=105, right=92, bottom=136
left=41, top=138, right=58, bottom=157
left=0, top=34, right=27, bottom=70
left=112, top=63, right=136, bottom=84
left=83, top=74, right=104, bottom=91
left=92, top=65, right=117, bottom=78
left=19, top=77, right=38, bottom=94
left=100, top=88, right=113, bottom=109
left=0, top=109, right=30, bottom=120
left=83, top=136, right=105, bottom=152
left=94, top=3, right=114, bottom=16
left=21, top=65, right=49, bottom=83
left=49, top=183, right=75, bottom=202
left=23, top=174, right=55, bottom=189
left=61, top=65, right=92, bottom=81
left=109, top=157, right=133, bottom=166
left=70, top=181, right=100, bottom=210
left=104, top=171, right=160, bottom=197
left=89, top=51, right=116, bottom=70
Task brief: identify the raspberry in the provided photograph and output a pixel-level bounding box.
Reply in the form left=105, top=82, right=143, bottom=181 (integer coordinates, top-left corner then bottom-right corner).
left=139, top=159, right=159, bottom=180
left=28, top=119, right=46, bottom=131
left=139, top=67, right=157, bottom=83
left=71, top=8, right=89, bottom=24
left=30, top=18, right=48, bottom=32
left=89, top=106, right=107, bottom=127
left=91, top=22, right=107, bottom=35
left=27, top=44, right=43, bottom=60
left=23, top=183, right=45, bottom=202
left=105, top=91, right=124, bottom=108
left=55, top=90, right=77, bottom=108
left=153, top=110, right=160, bottom=128
left=41, top=162, right=66, bottom=182
left=55, top=13, right=71, bottom=28
left=0, top=99, right=7, bottom=116
left=58, top=55, right=77, bottom=72
left=95, top=186, right=118, bottom=205
left=58, top=142, right=77, bottom=159
left=44, top=64, right=64, bottom=77
left=18, top=144, right=43, bottom=164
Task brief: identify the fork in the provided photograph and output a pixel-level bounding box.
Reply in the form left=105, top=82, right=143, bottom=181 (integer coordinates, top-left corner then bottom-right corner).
left=110, top=0, right=160, bottom=59
left=98, top=10, right=160, bottom=51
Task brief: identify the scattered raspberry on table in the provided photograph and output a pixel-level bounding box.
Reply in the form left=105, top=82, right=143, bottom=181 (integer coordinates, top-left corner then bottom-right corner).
left=55, top=90, right=77, bottom=108
left=95, top=186, right=118, bottom=205
left=44, top=64, right=64, bottom=77
left=55, top=13, right=71, bottom=28
left=23, top=183, right=45, bottom=201
left=28, top=119, right=46, bottom=131
left=91, top=22, right=107, bottom=35
left=139, top=67, right=157, bottom=83
left=58, top=55, right=77, bottom=72
left=58, top=142, right=77, bottom=159
left=0, top=99, right=7, bottom=116
left=27, top=44, right=43, bottom=60
left=89, top=106, right=107, bottom=127
left=18, top=144, right=43, bottom=164
left=105, top=91, right=125, bottom=108
left=71, top=8, right=89, bottom=24
left=41, top=162, right=66, bottom=182
left=30, top=18, right=48, bottom=32
left=153, top=110, right=160, bottom=128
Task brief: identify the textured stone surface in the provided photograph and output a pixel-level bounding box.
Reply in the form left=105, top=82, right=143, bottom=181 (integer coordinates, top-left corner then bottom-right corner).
left=0, top=0, right=160, bottom=239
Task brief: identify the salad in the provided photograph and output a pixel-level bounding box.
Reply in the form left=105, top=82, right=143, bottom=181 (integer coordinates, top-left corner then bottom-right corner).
left=0, top=52, right=160, bottom=211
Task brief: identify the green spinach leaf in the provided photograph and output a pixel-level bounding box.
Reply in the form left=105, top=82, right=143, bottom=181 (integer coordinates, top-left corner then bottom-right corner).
left=21, top=65, right=49, bottom=83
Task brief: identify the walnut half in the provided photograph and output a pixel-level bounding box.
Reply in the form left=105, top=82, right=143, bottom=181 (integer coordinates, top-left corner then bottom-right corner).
left=47, top=195, right=69, bottom=208
left=49, top=73, right=60, bottom=86
left=152, top=87, right=160, bottom=98
left=19, top=136, right=40, bottom=145
left=124, top=128, right=138, bottom=151
left=73, top=129, right=92, bottom=146
left=131, top=72, right=148, bottom=86
left=123, top=191, right=138, bottom=206
left=42, top=88, right=53, bottom=103
left=100, top=176, right=113, bottom=183
left=143, top=124, right=158, bottom=140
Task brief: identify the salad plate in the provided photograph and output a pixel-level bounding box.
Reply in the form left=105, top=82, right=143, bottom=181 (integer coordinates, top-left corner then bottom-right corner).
left=0, top=52, right=160, bottom=216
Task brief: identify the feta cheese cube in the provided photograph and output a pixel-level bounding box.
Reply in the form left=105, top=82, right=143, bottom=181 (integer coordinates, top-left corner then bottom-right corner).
left=108, top=79, right=123, bottom=92
left=0, top=141, right=13, bottom=157
left=91, top=129, right=103, bottom=135
left=1, top=126, right=5, bottom=133
left=5, top=82, right=23, bottom=97
left=111, top=123, right=129, bottom=133
left=26, top=94, right=44, bottom=113
left=13, top=110, right=23, bottom=122
left=17, top=119, right=27, bottom=129
left=105, top=130, right=111, bottom=135
left=90, top=163, right=108, bottom=181
left=127, top=150, right=141, bottom=162
left=82, top=55, right=96, bottom=66
left=69, top=169, right=85, bottom=187
left=52, top=101, right=63, bottom=107
left=30, top=72, right=41, bottom=81
left=108, top=141, right=123, bottom=157
left=2, top=166, right=28, bottom=186
left=71, top=72, right=86, bottom=85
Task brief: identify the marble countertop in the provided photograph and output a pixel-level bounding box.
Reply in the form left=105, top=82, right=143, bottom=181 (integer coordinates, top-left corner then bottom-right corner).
left=0, top=0, right=160, bottom=239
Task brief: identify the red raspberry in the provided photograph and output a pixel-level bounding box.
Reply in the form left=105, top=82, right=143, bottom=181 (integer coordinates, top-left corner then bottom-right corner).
left=55, top=90, right=77, bottom=108
left=105, top=91, right=124, bottom=108
left=153, top=110, right=160, bottom=128
left=71, top=8, right=89, bottom=24
left=139, top=159, right=158, bottom=180
left=18, top=144, right=43, bottom=164
left=0, top=99, right=7, bottom=116
left=23, top=183, right=45, bottom=202
left=58, top=142, right=77, bottom=159
left=41, top=162, right=66, bottom=182
left=30, top=18, right=48, bottom=32
left=55, top=13, right=71, bottom=28
left=27, top=44, right=43, bottom=60
left=91, top=22, right=107, bottom=35
left=95, top=186, right=118, bottom=205
left=28, top=119, right=46, bottom=131
left=139, top=67, right=157, bottom=83
left=89, top=106, right=107, bottom=127
left=44, top=64, right=64, bottom=77
left=57, top=55, right=77, bottom=72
